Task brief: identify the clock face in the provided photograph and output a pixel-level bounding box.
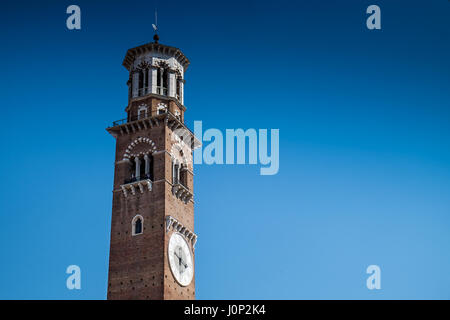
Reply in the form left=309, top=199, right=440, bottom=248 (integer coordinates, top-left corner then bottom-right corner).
left=168, top=232, right=194, bottom=286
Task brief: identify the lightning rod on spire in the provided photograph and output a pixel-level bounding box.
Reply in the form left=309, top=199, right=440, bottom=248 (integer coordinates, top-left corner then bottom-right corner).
left=152, top=9, right=159, bottom=43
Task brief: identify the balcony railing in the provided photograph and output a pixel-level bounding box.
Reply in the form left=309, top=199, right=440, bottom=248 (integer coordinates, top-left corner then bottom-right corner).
left=108, top=111, right=200, bottom=148
left=129, top=114, right=151, bottom=122
left=136, top=86, right=168, bottom=97
left=137, top=87, right=151, bottom=96
left=111, top=108, right=175, bottom=127
left=156, top=86, right=167, bottom=96
left=112, top=118, right=127, bottom=126
left=112, top=112, right=164, bottom=126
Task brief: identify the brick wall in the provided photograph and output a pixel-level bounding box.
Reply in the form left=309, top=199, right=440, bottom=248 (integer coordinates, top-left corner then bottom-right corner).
left=107, top=110, right=195, bottom=300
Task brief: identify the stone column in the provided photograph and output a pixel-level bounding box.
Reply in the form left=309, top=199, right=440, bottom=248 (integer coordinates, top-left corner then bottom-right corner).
left=172, top=162, right=176, bottom=184
left=144, top=154, right=150, bottom=178
left=142, top=70, right=147, bottom=94
left=159, top=68, right=164, bottom=95
left=150, top=67, right=158, bottom=94
left=148, top=67, right=154, bottom=94
left=132, top=71, right=139, bottom=98
left=180, top=80, right=184, bottom=105
left=168, top=70, right=176, bottom=98
left=135, top=157, right=141, bottom=180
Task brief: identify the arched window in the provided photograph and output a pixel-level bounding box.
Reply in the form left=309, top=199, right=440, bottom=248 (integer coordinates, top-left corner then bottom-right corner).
left=172, top=161, right=180, bottom=185
left=157, top=103, right=167, bottom=115
left=132, top=215, right=144, bottom=236
left=180, top=164, right=188, bottom=188
left=176, top=78, right=182, bottom=102
left=137, top=104, right=148, bottom=120
left=138, top=69, right=144, bottom=96
left=122, top=137, right=157, bottom=184
left=135, top=218, right=142, bottom=234
left=137, top=67, right=149, bottom=96
left=131, top=154, right=153, bottom=181
left=162, top=69, right=168, bottom=95
left=172, top=161, right=188, bottom=188
left=157, top=67, right=168, bottom=96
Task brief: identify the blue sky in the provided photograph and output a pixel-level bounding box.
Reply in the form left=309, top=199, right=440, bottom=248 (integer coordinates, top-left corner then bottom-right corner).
left=0, top=0, right=449, bottom=299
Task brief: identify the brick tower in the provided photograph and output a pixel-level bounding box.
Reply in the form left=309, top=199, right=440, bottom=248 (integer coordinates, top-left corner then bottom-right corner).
left=106, top=35, right=198, bottom=300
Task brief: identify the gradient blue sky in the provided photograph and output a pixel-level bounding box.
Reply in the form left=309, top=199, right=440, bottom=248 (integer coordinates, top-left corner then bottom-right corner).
left=0, top=0, right=449, bottom=299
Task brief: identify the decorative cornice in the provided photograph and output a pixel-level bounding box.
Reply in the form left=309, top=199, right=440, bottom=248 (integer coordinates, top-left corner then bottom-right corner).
left=106, top=111, right=201, bottom=151
left=165, top=215, right=197, bottom=249
left=172, top=183, right=193, bottom=204
left=120, top=179, right=152, bottom=197
left=113, top=178, right=195, bottom=203
left=123, top=42, right=190, bottom=71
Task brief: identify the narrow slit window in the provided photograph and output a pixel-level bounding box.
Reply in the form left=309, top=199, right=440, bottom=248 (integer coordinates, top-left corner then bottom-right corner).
left=135, top=218, right=142, bottom=234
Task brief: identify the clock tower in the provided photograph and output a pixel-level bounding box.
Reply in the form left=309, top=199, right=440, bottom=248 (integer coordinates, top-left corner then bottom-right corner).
left=106, top=35, right=198, bottom=300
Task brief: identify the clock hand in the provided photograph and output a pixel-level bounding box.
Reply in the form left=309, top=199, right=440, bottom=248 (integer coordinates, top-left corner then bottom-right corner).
left=178, top=248, right=183, bottom=267
left=174, top=251, right=185, bottom=274
left=174, top=247, right=188, bottom=271
left=179, top=255, right=188, bottom=269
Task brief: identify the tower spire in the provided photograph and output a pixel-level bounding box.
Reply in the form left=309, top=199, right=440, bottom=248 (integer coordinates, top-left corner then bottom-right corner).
left=152, top=9, right=159, bottom=43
